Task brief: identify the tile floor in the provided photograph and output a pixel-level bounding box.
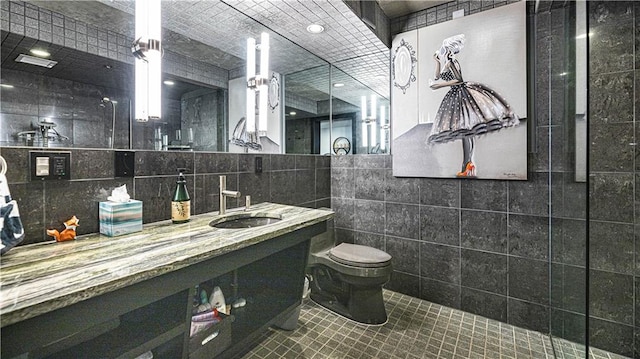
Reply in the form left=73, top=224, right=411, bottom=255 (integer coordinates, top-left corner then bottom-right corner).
left=239, top=290, right=630, bottom=359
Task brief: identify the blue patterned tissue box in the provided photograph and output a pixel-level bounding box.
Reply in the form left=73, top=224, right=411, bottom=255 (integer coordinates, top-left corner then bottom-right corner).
left=99, top=200, right=143, bottom=237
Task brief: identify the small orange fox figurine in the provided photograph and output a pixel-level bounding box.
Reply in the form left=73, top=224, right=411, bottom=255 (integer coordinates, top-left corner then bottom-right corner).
left=47, top=216, right=79, bottom=242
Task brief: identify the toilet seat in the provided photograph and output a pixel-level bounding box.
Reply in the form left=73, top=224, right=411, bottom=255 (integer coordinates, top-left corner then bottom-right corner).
left=328, top=243, right=391, bottom=268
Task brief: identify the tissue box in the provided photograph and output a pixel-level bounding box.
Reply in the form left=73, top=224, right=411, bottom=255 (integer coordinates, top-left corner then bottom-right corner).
left=99, top=200, right=143, bottom=237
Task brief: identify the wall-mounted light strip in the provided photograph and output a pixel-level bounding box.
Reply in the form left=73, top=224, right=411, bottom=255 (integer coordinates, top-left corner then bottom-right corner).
left=133, top=0, right=161, bottom=122
left=246, top=32, right=270, bottom=134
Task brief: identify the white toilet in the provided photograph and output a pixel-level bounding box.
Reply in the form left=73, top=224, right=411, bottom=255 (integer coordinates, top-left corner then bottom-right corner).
left=307, top=230, right=392, bottom=325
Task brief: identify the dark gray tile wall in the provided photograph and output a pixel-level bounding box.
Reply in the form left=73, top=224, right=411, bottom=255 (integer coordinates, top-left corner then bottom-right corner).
left=586, top=2, right=639, bottom=357
left=335, top=1, right=638, bottom=357
left=0, top=147, right=330, bottom=245
left=331, top=154, right=557, bottom=333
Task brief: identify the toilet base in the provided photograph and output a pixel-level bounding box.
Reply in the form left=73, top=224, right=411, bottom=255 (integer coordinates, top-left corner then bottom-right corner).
left=309, top=266, right=388, bottom=325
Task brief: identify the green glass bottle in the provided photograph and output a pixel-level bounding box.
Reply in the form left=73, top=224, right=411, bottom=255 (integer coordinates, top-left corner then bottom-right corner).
left=172, top=169, right=191, bottom=223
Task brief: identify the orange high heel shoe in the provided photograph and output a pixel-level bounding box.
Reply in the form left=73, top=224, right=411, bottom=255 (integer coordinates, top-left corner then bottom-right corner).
left=456, top=162, right=476, bottom=177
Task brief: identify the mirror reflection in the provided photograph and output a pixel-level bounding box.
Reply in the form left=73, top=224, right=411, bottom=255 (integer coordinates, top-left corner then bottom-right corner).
left=0, top=0, right=390, bottom=154
left=331, top=62, right=390, bottom=155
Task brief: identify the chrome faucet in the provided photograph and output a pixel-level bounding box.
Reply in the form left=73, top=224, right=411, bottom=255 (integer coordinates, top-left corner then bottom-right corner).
left=219, top=175, right=241, bottom=215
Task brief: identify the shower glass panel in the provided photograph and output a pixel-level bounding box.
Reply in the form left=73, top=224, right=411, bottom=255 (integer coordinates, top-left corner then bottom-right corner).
left=546, top=0, right=590, bottom=357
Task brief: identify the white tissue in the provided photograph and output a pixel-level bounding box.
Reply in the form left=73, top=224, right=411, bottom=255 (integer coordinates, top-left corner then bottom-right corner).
left=107, top=184, right=131, bottom=203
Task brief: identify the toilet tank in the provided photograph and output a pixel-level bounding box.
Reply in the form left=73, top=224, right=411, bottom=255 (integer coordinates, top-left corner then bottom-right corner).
left=308, top=217, right=335, bottom=262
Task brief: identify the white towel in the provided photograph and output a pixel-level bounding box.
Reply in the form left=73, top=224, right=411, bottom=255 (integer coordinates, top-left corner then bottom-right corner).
left=1, top=173, right=25, bottom=255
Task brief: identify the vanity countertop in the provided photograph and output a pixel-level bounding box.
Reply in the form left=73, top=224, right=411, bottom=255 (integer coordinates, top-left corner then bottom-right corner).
left=0, top=203, right=333, bottom=327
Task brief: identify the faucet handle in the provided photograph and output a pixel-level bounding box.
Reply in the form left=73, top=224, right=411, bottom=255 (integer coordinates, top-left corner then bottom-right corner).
left=245, top=195, right=251, bottom=210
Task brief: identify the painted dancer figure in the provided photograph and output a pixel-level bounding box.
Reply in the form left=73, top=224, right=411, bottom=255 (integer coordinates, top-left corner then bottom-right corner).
left=428, top=34, right=519, bottom=177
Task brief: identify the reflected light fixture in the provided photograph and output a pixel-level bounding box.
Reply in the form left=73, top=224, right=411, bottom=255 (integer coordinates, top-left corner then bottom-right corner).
left=132, top=0, right=161, bottom=122
left=246, top=32, right=270, bottom=134
left=333, top=83, right=344, bottom=88
left=0, top=84, right=14, bottom=88
left=30, top=49, right=50, bottom=57
left=360, top=94, right=377, bottom=149
left=163, top=80, right=175, bottom=85
left=15, top=54, right=57, bottom=68
left=380, top=105, right=386, bottom=151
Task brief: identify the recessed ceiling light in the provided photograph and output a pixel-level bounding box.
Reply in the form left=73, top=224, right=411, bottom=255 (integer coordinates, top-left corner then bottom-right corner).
left=30, top=49, right=50, bottom=57
left=289, top=111, right=297, bottom=116
left=164, top=80, right=175, bottom=85
left=0, top=84, right=14, bottom=88
left=306, top=24, right=324, bottom=34
left=333, top=83, right=344, bottom=88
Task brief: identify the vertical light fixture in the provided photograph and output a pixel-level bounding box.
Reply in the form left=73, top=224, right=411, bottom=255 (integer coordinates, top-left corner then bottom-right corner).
left=132, top=0, right=161, bottom=122
left=246, top=32, right=270, bottom=134
left=380, top=105, right=386, bottom=151
left=370, top=94, right=377, bottom=147
left=360, top=95, right=378, bottom=150
left=246, top=37, right=256, bottom=132
left=361, top=96, right=368, bottom=147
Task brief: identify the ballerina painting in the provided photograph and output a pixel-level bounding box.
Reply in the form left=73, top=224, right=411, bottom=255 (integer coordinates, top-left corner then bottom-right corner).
left=391, top=0, right=527, bottom=180
left=427, top=34, right=519, bottom=178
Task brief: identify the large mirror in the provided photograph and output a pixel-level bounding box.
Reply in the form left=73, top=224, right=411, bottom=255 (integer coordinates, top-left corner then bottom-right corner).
left=282, top=60, right=390, bottom=156
left=0, top=0, right=390, bottom=154
left=0, top=0, right=334, bottom=153
left=331, top=56, right=390, bottom=156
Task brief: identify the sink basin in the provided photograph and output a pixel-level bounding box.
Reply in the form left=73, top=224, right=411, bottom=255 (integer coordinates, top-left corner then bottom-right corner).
left=209, top=212, right=283, bottom=229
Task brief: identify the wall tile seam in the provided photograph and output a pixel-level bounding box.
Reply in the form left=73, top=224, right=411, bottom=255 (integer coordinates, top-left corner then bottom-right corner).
left=418, top=281, right=552, bottom=308
left=587, top=218, right=636, bottom=226
left=588, top=267, right=638, bottom=278
left=452, top=207, right=509, bottom=215
left=350, top=228, right=385, bottom=237
left=450, top=283, right=533, bottom=303
left=584, top=315, right=637, bottom=329
left=549, top=260, right=586, bottom=269
left=589, top=68, right=636, bottom=77
left=552, top=307, right=586, bottom=316
left=383, top=234, right=431, bottom=244
left=456, top=247, right=550, bottom=261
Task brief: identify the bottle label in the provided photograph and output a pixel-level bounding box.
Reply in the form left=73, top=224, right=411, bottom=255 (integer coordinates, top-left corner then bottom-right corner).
left=172, top=200, right=190, bottom=222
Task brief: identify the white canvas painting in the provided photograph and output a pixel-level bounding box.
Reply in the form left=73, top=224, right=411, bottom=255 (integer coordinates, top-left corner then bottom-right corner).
left=392, top=1, right=527, bottom=180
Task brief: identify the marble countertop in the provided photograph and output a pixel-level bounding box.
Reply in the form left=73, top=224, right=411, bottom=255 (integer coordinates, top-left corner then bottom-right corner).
left=0, top=203, right=333, bottom=327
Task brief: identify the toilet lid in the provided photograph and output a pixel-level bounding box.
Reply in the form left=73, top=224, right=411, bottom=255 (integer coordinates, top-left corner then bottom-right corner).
left=328, top=243, right=392, bottom=268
